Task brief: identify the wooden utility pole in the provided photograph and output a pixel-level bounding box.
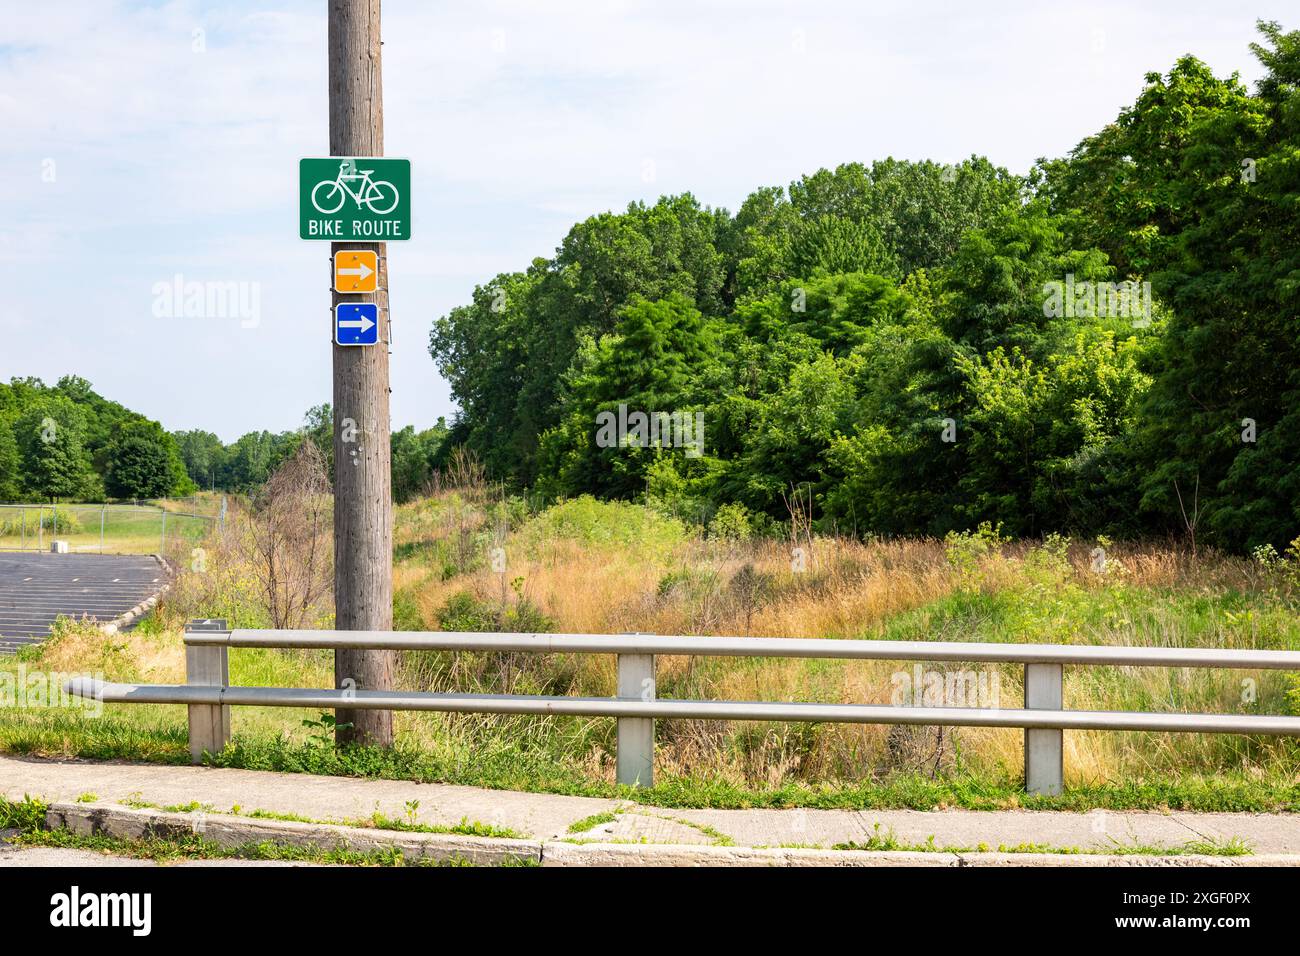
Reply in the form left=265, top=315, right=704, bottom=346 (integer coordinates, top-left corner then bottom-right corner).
left=329, top=0, right=394, bottom=747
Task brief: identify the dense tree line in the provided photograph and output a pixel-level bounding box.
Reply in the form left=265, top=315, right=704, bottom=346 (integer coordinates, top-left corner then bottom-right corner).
left=173, top=407, right=448, bottom=503
left=0, top=376, right=192, bottom=502
left=430, top=22, right=1300, bottom=552
left=0, top=380, right=448, bottom=505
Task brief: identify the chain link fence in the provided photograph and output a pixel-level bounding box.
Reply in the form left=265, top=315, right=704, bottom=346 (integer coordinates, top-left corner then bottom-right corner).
left=0, top=500, right=224, bottom=557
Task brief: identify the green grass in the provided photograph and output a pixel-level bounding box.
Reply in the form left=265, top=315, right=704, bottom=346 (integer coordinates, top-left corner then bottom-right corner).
left=3, top=508, right=1297, bottom=815
left=877, top=580, right=1300, bottom=652
left=363, top=811, right=523, bottom=839
left=831, top=824, right=1254, bottom=856
left=832, top=823, right=913, bottom=851
left=510, top=495, right=687, bottom=560
left=567, top=811, right=618, bottom=833
left=1181, top=836, right=1254, bottom=856
left=0, top=794, right=48, bottom=830
left=1, top=702, right=1296, bottom=813
left=204, top=736, right=1298, bottom=812
left=0, top=504, right=212, bottom=555
left=0, top=708, right=192, bottom=763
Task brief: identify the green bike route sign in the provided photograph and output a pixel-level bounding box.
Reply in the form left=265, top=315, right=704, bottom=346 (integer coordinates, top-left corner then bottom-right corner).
left=299, top=157, right=412, bottom=241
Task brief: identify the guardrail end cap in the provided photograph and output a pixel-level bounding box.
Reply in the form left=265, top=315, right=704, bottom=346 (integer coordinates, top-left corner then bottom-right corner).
left=186, top=618, right=229, bottom=632
left=62, top=676, right=103, bottom=699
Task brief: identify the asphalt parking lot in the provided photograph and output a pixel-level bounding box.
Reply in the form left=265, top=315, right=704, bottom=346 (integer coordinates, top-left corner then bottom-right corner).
left=0, top=552, right=168, bottom=653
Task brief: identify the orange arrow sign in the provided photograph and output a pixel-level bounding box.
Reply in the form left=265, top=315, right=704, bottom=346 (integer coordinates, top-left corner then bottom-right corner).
left=333, top=250, right=378, bottom=293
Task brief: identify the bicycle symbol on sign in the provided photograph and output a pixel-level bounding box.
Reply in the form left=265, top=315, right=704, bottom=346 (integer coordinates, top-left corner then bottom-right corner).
left=310, top=160, right=400, bottom=215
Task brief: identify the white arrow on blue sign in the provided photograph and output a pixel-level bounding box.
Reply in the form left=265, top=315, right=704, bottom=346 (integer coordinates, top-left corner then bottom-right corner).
left=335, top=303, right=379, bottom=346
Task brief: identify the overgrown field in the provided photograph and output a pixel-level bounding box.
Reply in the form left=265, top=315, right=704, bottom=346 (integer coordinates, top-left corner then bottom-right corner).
left=2, top=490, right=1298, bottom=810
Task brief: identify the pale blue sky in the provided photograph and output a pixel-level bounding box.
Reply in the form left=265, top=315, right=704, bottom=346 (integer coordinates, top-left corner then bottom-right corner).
left=0, top=1, right=1289, bottom=441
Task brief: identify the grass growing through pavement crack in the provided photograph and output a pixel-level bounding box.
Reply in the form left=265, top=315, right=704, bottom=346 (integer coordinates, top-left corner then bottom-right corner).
left=628, top=810, right=735, bottom=846
left=364, top=811, right=522, bottom=839
left=565, top=807, right=735, bottom=846
left=567, top=811, right=618, bottom=834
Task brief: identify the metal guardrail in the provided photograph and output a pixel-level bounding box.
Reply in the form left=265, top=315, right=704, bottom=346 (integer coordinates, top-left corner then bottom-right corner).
left=64, top=620, right=1300, bottom=795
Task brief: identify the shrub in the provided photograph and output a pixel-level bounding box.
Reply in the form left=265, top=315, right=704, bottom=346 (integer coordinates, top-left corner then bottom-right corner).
left=436, top=587, right=555, bottom=634
left=1024, top=532, right=1072, bottom=585
left=50, top=508, right=83, bottom=534
left=243, top=442, right=332, bottom=629
left=708, top=502, right=753, bottom=541
left=0, top=508, right=82, bottom=536
left=943, top=521, right=1006, bottom=589
left=514, top=495, right=686, bottom=559
left=393, top=591, right=425, bottom=631
left=437, top=592, right=497, bottom=632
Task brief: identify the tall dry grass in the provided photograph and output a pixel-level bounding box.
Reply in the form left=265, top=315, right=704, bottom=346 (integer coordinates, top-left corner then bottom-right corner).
left=384, top=493, right=1300, bottom=790
left=27, top=481, right=1294, bottom=793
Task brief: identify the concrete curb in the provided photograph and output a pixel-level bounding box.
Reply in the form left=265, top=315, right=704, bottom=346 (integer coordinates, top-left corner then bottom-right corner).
left=101, top=555, right=173, bottom=636
left=45, top=803, right=540, bottom=867
left=38, top=802, right=1300, bottom=867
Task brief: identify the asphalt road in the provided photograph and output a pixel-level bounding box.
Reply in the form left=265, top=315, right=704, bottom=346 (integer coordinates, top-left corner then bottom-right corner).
left=0, top=552, right=168, bottom=653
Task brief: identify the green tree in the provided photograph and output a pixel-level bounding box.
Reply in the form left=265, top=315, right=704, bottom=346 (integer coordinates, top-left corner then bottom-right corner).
left=1035, top=56, right=1257, bottom=278
left=821, top=276, right=968, bottom=536
left=302, top=404, right=333, bottom=478
left=732, top=352, right=858, bottom=512
left=537, top=294, right=718, bottom=499
left=219, top=431, right=299, bottom=493
left=737, top=272, right=911, bottom=356
left=942, top=204, right=1114, bottom=359
left=736, top=157, right=1021, bottom=298
left=174, top=429, right=227, bottom=490
left=0, top=420, right=19, bottom=501
left=1030, top=23, right=1300, bottom=549
left=14, top=398, right=100, bottom=501
left=431, top=195, right=732, bottom=485
left=786, top=216, right=895, bottom=280
left=105, top=424, right=181, bottom=499
left=54, top=375, right=153, bottom=477
left=953, top=333, right=1150, bottom=535
left=419, top=23, right=1298, bottom=554
left=391, top=419, right=449, bottom=503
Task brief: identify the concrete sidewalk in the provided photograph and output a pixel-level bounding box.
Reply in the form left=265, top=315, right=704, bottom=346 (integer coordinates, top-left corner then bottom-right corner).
left=2, top=755, right=1297, bottom=855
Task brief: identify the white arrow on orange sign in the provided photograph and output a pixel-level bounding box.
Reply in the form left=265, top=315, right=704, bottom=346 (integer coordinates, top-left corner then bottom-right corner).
left=333, top=250, right=379, bottom=293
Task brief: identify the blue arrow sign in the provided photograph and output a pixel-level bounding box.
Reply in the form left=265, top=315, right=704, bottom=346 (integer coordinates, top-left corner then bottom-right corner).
left=335, top=303, right=379, bottom=346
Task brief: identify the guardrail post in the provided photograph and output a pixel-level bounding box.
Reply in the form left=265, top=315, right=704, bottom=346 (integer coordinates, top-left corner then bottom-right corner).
left=617, top=642, right=655, bottom=788
left=185, top=619, right=230, bottom=764
left=1024, top=662, right=1063, bottom=796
